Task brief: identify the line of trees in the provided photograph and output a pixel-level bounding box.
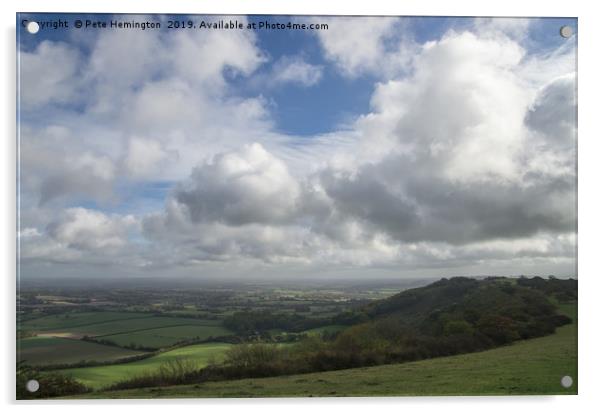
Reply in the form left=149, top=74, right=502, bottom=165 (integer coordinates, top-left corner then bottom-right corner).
left=223, top=310, right=328, bottom=335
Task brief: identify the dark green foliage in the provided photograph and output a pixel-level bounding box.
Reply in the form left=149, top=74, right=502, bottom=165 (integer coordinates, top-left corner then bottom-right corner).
left=37, top=352, right=156, bottom=371
left=517, top=276, right=577, bottom=301
left=332, top=310, right=371, bottom=325
left=83, top=336, right=157, bottom=352
left=105, top=358, right=201, bottom=391
left=16, top=362, right=89, bottom=399
left=223, top=310, right=322, bottom=334
left=357, top=277, right=572, bottom=343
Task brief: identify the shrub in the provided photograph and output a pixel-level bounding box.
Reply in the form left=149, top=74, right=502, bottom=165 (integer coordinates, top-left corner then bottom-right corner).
left=16, top=363, right=89, bottom=399
left=443, top=320, right=474, bottom=336
left=106, top=358, right=199, bottom=390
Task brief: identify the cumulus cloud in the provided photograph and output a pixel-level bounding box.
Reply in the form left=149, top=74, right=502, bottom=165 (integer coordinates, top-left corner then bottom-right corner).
left=47, top=208, right=137, bottom=250
left=473, top=17, right=532, bottom=42
left=20, top=18, right=275, bottom=196
left=20, top=41, right=81, bottom=108
left=316, top=30, right=576, bottom=247
left=20, top=208, right=141, bottom=266
left=526, top=73, right=577, bottom=150
left=20, top=125, right=117, bottom=205
left=307, top=16, right=414, bottom=78
left=124, top=137, right=176, bottom=178
left=173, top=143, right=301, bottom=226
left=363, top=31, right=531, bottom=184
left=270, top=56, right=323, bottom=86
left=139, top=24, right=576, bottom=272
left=168, top=27, right=265, bottom=89
left=142, top=144, right=391, bottom=264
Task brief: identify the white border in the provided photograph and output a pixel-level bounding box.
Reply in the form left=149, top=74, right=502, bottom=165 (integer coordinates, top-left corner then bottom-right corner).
left=3, top=1, right=601, bottom=412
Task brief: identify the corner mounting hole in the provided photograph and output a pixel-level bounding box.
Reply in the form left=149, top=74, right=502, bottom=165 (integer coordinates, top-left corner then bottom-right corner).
left=26, top=379, right=39, bottom=393
left=26, top=21, right=39, bottom=34
left=561, top=375, right=573, bottom=388
left=559, top=25, right=573, bottom=38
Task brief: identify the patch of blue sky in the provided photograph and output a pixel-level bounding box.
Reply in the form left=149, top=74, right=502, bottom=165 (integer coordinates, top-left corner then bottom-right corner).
left=224, top=15, right=375, bottom=137
left=403, top=16, right=577, bottom=55
left=71, top=181, right=173, bottom=216
left=113, top=181, right=172, bottom=215
left=523, top=17, right=577, bottom=55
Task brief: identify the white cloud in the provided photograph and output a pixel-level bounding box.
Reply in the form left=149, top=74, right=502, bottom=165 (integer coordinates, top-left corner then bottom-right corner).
left=473, top=17, right=532, bottom=42
left=404, top=31, right=529, bottom=184
left=168, top=25, right=266, bottom=89
left=47, top=208, right=137, bottom=250
left=20, top=125, right=117, bottom=205
left=20, top=20, right=276, bottom=195
left=20, top=41, right=81, bottom=108
left=170, top=143, right=301, bottom=226
left=271, top=56, right=323, bottom=86
left=316, top=29, right=575, bottom=248
left=307, top=16, right=414, bottom=78
left=124, top=137, right=175, bottom=178
left=526, top=73, right=577, bottom=148
left=20, top=208, right=142, bottom=267
left=88, top=29, right=162, bottom=88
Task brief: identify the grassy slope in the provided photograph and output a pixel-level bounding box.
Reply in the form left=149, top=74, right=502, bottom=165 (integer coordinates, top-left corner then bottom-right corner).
left=60, top=343, right=232, bottom=389
left=73, top=303, right=577, bottom=398
left=18, top=337, right=146, bottom=366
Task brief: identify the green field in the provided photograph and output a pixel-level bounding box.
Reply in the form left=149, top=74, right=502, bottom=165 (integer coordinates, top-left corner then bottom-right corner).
left=70, top=303, right=577, bottom=398
left=20, top=312, right=154, bottom=331
left=100, top=325, right=232, bottom=349
left=19, top=310, right=234, bottom=367
left=60, top=343, right=232, bottom=389
left=18, top=337, right=146, bottom=366
left=20, top=311, right=231, bottom=351
left=67, top=317, right=222, bottom=337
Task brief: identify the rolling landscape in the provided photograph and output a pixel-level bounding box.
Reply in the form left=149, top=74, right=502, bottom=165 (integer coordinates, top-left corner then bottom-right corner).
left=17, top=276, right=577, bottom=398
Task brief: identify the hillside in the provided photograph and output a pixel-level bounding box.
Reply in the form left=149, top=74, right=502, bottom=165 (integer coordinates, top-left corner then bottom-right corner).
left=69, top=302, right=577, bottom=398
left=351, top=276, right=574, bottom=339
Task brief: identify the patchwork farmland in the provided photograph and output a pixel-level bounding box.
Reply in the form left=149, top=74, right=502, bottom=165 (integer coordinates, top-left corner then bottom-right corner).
left=18, top=310, right=235, bottom=367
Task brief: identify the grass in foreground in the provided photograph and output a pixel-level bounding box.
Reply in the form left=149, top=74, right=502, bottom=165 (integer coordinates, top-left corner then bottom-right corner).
left=68, top=302, right=577, bottom=398
left=60, top=342, right=232, bottom=389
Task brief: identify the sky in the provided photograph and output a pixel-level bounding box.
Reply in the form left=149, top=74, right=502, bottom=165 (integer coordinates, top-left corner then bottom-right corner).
left=17, top=14, right=577, bottom=281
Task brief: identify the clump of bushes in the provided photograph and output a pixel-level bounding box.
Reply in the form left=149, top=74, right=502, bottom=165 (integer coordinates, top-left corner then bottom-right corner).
left=105, top=358, right=200, bottom=391
left=223, top=310, right=324, bottom=335
left=17, top=362, right=90, bottom=399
